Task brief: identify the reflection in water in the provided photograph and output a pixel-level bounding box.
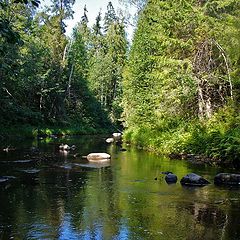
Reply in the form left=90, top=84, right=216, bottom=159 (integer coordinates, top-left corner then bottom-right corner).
left=0, top=136, right=240, bottom=239
left=74, top=162, right=111, bottom=169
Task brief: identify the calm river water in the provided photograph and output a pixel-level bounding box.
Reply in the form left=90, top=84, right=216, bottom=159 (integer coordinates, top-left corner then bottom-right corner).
left=0, top=135, right=240, bottom=240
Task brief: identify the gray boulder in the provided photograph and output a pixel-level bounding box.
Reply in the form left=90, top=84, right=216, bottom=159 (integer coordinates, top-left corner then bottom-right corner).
left=214, top=173, right=240, bottom=185
left=180, top=173, right=210, bottom=186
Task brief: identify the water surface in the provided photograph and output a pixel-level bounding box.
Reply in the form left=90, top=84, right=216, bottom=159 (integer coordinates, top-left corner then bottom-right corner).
left=0, top=135, right=240, bottom=240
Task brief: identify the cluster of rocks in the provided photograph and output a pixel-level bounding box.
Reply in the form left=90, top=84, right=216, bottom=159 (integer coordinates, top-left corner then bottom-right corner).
left=59, top=144, right=76, bottom=151
left=57, top=133, right=123, bottom=161
left=106, top=133, right=122, bottom=144
left=157, top=172, right=240, bottom=186
left=105, top=133, right=126, bottom=152
left=1, top=134, right=123, bottom=188
left=80, top=133, right=124, bottom=163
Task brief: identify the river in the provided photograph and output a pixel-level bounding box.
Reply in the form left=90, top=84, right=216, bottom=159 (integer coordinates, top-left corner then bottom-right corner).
left=0, top=135, right=240, bottom=240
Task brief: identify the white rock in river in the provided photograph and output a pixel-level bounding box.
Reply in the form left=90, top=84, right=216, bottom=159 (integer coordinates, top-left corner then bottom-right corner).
left=106, top=138, right=114, bottom=143
left=59, top=144, right=69, bottom=150
left=87, top=153, right=111, bottom=162
left=112, top=133, right=122, bottom=142
left=113, top=133, right=121, bottom=137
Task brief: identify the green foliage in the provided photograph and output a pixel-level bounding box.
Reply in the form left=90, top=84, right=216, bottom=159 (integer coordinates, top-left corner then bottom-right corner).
left=0, top=1, right=120, bottom=136
left=124, top=105, right=240, bottom=166
left=122, top=0, right=240, bottom=166
left=13, top=0, right=40, bottom=7
left=87, top=4, right=128, bottom=125
left=183, top=105, right=240, bottom=165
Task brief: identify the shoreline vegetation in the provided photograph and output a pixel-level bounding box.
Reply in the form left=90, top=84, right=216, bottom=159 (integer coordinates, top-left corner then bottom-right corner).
left=121, top=1, right=240, bottom=169
left=1, top=105, right=240, bottom=169
left=1, top=1, right=240, bottom=169
left=123, top=105, right=240, bottom=168
left=0, top=124, right=112, bottom=140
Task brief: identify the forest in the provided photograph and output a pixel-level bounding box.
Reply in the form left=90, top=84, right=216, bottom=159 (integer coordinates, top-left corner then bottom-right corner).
left=0, top=0, right=127, bottom=136
left=1, top=0, right=240, bottom=166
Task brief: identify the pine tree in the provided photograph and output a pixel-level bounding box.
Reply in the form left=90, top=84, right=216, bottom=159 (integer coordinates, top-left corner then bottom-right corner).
left=93, top=11, right=102, bottom=36
left=103, top=1, right=117, bottom=33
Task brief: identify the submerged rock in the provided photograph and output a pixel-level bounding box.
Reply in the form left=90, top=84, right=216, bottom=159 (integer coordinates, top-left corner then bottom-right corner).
left=0, top=176, right=17, bottom=188
left=86, top=153, right=111, bottom=162
left=0, top=177, right=9, bottom=184
left=214, top=173, right=240, bottom=186
left=180, top=173, right=210, bottom=186
left=0, top=159, right=34, bottom=164
left=20, top=169, right=40, bottom=184
left=21, top=169, right=40, bottom=174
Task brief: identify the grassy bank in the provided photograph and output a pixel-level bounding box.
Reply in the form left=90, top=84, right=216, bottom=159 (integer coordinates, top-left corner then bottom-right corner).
left=123, top=106, right=240, bottom=167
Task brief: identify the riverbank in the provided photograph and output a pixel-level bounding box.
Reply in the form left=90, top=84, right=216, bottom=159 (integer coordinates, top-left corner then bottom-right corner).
left=0, top=124, right=112, bottom=140
left=123, top=109, right=240, bottom=168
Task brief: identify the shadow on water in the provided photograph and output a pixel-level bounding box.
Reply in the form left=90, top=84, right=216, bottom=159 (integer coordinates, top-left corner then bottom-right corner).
left=0, top=136, right=240, bottom=239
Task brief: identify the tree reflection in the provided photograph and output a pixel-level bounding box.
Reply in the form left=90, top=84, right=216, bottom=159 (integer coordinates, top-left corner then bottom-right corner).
left=1, top=138, right=240, bottom=240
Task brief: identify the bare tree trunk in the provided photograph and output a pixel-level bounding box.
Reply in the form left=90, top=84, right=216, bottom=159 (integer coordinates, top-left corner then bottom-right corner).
left=100, top=84, right=104, bottom=106
left=63, top=45, right=68, bottom=63
left=113, top=80, right=117, bottom=100
left=194, top=38, right=232, bottom=119
left=66, top=64, right=74, bottom=99
left=214, top=40, right=233, bottom=100
left=63, top=40, right=72, bottom=63
left=205, top=95, right=212, bottom=118
left=197, top=79, right=204, bottom=119
left=39, top=87, right=43, bottom=111
left=197, top=78, right=213, bottom=119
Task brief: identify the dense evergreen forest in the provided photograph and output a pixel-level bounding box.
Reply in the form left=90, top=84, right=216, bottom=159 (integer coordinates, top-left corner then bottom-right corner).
left=0, top=0, right=127, bottom=135
left=1, top=0, right=240, bottom=166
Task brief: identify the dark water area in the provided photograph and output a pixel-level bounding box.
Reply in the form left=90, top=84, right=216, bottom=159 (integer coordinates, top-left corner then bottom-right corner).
left=0, top=135, right=240, bottom=240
